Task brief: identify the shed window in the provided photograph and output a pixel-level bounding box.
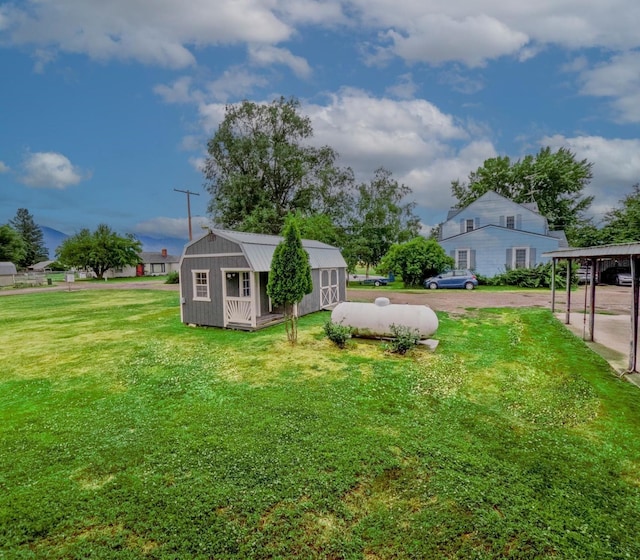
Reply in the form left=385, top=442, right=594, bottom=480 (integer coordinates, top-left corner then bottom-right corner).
left=465, top=219, right=474, bottom=232
left=506, top=216, right=515, bottom=229
left=192, top=270, right=210, bottom=301
left=241, top=271, right=251, bottom=297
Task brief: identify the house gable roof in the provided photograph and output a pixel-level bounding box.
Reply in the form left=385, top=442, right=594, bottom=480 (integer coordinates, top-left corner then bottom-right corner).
left=445, top=190, right=541, bottom=222
left=186, top=228, right=347, bottom=272
left=140, top=251, right=180, bottom=264
left=439, top=224, right=563, bottom=244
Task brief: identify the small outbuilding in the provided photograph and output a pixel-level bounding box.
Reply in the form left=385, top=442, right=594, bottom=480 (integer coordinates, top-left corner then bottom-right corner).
left=179, top=229, right=347, bottom=330
left=0, top=262, right=18, bottom=287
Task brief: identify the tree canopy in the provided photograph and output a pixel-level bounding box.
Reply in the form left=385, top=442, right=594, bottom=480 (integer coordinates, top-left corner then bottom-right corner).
left=9, top=208, right=48, bottom=268
left=0, top=224, right=26, bottom=264
left=56, top=224, right=142, bottom=279
left=343, top=167, right=420, bottom=273
left=378, top=237, right=454, bottom=288
left=266, top=217, right=313, bottom=343
left=600, top=184, right=640, bottom=244
left=204, top=97, right=354, bottom=235
left=451, top=147, right=594, bottom=232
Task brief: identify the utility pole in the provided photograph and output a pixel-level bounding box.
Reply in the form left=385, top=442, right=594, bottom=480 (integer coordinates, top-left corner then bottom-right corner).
left=174, top=188, right=200, bottom=241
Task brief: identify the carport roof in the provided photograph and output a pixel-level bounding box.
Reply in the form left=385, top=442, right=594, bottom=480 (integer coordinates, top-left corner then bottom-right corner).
left=543, top=242, right=640, bottom=259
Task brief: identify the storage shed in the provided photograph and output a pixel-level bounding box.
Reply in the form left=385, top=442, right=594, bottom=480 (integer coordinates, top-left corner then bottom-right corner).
left=179, top=229, right=347, bottom=330
left=0, top=262, right=17, bottom=287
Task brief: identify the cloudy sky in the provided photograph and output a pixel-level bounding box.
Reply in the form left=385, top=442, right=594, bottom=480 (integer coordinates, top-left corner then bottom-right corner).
left=1, top=0, right=640, bottom=241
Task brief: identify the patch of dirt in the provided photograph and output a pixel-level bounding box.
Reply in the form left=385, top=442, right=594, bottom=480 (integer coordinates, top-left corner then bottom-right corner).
left=347, top=285, right=632, bottom=315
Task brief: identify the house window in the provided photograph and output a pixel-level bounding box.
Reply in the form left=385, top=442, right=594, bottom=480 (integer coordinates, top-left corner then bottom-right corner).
left=465, top=219, right=475, bottom=232
left=151, top=263, right=165, bottom=274
left=241, top=271, right=251, bottom=297
left=513, top=248, right=529, bottom=269
left=192, top=270, right=210, bottom=301
left=456, top=249, right=468, bottom=270
left=506, top=216, right=515, bottom=229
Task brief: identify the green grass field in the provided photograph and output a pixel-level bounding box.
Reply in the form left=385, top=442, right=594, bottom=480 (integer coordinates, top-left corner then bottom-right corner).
left=2, top=290, right=640, bottom=559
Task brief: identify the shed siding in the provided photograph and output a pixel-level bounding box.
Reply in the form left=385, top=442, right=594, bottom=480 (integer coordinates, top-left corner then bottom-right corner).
left=439, top=227, right=560, bottom=277
left=180, top=230, right=347, bottom=328
left=181, top=254, right=249, bottom=326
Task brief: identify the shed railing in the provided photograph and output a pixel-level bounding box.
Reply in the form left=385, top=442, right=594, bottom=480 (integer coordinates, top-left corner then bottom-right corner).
left=225, top=296, right=253, bottom=326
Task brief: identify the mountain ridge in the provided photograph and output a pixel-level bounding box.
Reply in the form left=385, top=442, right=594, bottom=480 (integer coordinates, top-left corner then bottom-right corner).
left=41, top=226, right=187, bottom=258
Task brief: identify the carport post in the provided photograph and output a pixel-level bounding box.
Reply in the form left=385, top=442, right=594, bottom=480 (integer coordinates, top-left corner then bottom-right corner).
left=565, top=259, right=572, bottom=325
left=588, top=258, right=597, bottom=342
left=550, top=258, right=556, bottom=313
left=630, top=257, right=639, bottom=373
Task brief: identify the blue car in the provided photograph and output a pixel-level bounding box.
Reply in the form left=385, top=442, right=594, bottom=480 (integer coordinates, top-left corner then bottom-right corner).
left=424, top=269, right=478, bottom=290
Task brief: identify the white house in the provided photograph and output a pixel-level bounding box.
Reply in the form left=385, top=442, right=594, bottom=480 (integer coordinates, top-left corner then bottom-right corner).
left=438, top=190, right=568, bottom=277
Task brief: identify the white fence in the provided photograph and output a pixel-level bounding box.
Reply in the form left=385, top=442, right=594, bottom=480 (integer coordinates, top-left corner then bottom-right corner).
left=0, top=273, right=47, bottom=287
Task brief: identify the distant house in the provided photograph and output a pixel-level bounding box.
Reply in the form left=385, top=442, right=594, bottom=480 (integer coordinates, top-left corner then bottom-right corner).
left=28, top=260, right=55, bottom=272
left=0, top=262, right=17, bottom=287
left=103, top=249, right=180, bottom=278
left=179, top=229, right=347, bottom=330
left=138, top=249, right=180, bottom=276
left=438, top=190, right=568, bottom=277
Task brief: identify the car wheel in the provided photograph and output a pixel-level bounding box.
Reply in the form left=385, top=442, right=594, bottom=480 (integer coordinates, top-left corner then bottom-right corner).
left=374, top=280, right=381, bottom=287
left=464, top=281, right=474, bottom=290
left=429, top=282, right=438, bottom=290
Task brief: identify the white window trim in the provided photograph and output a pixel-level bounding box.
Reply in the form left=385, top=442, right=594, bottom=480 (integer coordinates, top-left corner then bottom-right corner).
left=512, top=247, right=530, bottom=269
left=241, top=271, right=251, bottom=297
left=192, top=269, right=211, bottom=301
left=456, top=248, right=470, bottom=270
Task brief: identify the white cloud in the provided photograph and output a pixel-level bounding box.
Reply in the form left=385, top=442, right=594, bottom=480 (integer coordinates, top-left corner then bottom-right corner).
left=542, top=134, right=640, bottom=218
left=385, top=73, right=418, bottom=99
left=0, top=161, right=9, bottom=173
left=206, top=67, right=269, bottom=102
left=134, top=216, right=211, bottom=238
left=4, top=0, right=640, bottom=71
left=576, top=51, right=640, bottom=123
left=383, top=13, right=529, bottom=67
left=2, top=0, right=292, bottom=68
left=20, top=152, right=87, bottom=189
left=248, top=45, right=312, bottom=78
left=153, top=76, right=199, bottom=104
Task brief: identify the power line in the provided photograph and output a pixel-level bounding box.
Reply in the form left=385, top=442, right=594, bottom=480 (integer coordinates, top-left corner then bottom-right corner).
left=174, top=188, right=200, bottom=241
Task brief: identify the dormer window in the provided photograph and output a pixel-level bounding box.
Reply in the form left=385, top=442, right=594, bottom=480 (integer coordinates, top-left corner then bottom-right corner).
left=465, top=219, right=474, bottom=232
left=506, top=216, right=515, bottom=229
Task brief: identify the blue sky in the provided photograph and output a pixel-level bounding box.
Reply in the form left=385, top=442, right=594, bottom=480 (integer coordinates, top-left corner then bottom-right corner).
left=1, top=0, right=640, bottom=243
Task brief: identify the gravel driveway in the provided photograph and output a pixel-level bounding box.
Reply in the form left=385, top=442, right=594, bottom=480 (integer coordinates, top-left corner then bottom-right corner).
left=347, top=285, right=632, bottom=315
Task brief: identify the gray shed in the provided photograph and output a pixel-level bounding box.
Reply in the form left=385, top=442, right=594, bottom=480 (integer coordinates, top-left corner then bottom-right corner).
left=179, top=229, right=347, bottom=330
left=0, top=262, right=17, bottom=287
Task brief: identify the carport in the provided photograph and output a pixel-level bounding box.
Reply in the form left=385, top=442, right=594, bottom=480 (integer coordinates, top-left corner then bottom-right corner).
left=544, top=243, right=640, bottom=373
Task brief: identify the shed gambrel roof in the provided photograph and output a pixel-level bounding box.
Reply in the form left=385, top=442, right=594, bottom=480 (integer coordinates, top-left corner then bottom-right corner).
left=189, top=229, right=347, bottom=272
left=0, top=262, right=17, bottom=275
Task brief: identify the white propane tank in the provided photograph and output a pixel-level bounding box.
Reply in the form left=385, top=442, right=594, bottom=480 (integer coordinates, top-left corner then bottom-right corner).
left=331, top=297, right=438, bottom=338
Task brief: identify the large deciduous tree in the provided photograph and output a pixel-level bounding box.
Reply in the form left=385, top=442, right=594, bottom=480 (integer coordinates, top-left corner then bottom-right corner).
left=203, top=97, right=353, bottom=235
left=600, top=184, right=640, bottom=244
left=0, top=224, right=26, bottom=264
left=344, top=167, right=420, bottom=273
left=378, top=237, right=454, bottom=288
left=451, top=147, right=594, bottom=231
left=9, top=208, right=48, bottom=268
left=266, top=217, right=313, bottom=343
left=56, top=224, right=142, bottom=279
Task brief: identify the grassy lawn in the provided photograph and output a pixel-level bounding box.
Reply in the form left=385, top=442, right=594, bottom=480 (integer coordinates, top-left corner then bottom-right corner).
left=2, top=290, right=640, bottom=558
